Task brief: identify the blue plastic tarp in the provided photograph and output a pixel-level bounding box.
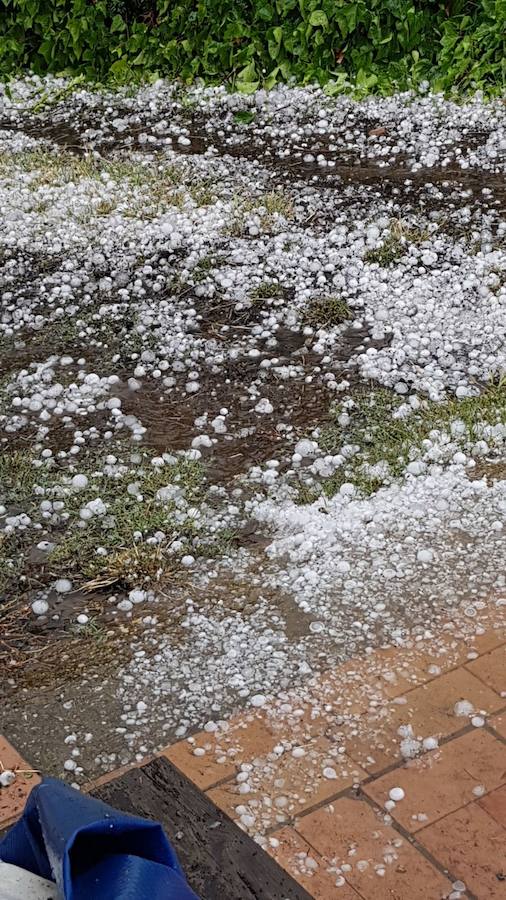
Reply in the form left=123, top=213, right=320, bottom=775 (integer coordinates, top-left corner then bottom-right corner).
left=0, top=777, right=199, bottom=899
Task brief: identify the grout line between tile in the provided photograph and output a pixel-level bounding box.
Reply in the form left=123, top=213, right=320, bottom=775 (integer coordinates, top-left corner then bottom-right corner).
left=463, top=663, right=505, bottom=698
left=265, top=785, right=362, bottom=836
left=204, top=770, right=239, bottom=791
left=345, top=720, right=476, bottom=781
left=484, top=720, right=506, bottom=745
left=359, top=791, right=480, bottom=900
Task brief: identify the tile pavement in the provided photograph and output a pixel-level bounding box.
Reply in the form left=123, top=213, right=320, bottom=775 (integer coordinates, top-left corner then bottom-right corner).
left=0, top=610, right=504, bottom=898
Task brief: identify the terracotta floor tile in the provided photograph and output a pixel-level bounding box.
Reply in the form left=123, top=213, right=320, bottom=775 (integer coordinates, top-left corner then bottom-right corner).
left=296, top=796, right=452, bottom=899
left=479, top=785, right=506, bottom=829
left=208, top=737, right=367, bottom=833
left=490, top=713, right=506, bottom=740
left=162, top=714, right=277, bottom=789
left=267, top=827, right=362, bottom=899
left=344, top=667, right=503, bottom=774
left=364, top=729, right=506, bottom=832
left=162, top=737, right=236, bottom=790
left=466, top=645, right=506, bottom=696
left=419, top=803, right=506, bottom=898
left=327, top=648, right=430, bottom=701
left=0, top=736, right=41, bottom=826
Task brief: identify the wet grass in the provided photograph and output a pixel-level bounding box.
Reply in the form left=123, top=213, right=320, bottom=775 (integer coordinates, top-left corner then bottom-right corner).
left=364, top=236, right=404, bottom=266
left=0, top=532, right=26, bottom=594
left=302, top=296, right=351, bottom=329
left=0, top=307, right=159, bottom=370
left=304, top=378, right=506, bottom=500
left=0, top=149, right=216, bottom=219
left=0, top=451, right=41, bottom=504
left=0, top=149, right=100, bottom=186
left=228, top=191, right=294, bottom=236
left=0, top=443, right=206, bottom=595
left=364, top=221, right=431, bottom=266
left=48, top=453, right=204, bottom=588
left=250, top=281, right=285, bottom=300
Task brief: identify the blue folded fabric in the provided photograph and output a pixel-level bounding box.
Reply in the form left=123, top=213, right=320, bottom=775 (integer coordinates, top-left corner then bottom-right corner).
left=0, top=777, right=199, bottom=899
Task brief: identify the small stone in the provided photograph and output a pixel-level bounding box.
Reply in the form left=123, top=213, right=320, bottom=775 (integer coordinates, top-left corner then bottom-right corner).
left=389, top=787, right=405, bottom=801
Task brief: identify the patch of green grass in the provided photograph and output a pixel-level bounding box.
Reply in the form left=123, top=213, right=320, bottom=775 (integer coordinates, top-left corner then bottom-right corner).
left=0, top=312, right=128, bottom=372
left=259, top=192, right=294, bottom=219
left=187, top=178, right=216, bottom=207
left=365, top=222, right=431, bottom=266
left=303, top=297, right=351, bottom=329
left=293, top=483, right=322, bottom=506
left=6, top=150, right=101, bottom=187
left=0, top=451, right=41, bottom=505
left=0, top=444, right=209, bottom=594
left=195, top=526, right=237, bottom=558
left=0, top=532, right=26, bottom=594
left=74, top=616, right=108, bottom=643
left=228, top=191, right=294, bottom=236
left=48, top=452, right=204, bottom=587
left=302, top=379, right=506, bottom=502
left=364, top=236, right=404, bottom=266
left=193, top=254, right=226, bottom=282
left=0, top=150, right=204, bottom=221
left=250, top=282, right=285, bottom=300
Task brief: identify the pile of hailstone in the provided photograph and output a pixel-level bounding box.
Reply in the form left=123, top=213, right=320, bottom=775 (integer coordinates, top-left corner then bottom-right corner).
left=0, top=76, right=505, bottom=776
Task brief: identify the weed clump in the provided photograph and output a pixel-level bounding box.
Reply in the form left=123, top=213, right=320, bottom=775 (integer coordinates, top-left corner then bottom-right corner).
left=303, top=297, right=351, bottom=329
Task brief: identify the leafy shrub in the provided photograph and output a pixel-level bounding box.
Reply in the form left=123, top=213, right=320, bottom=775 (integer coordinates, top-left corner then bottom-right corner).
left=0, top=0, right=504, bottom=92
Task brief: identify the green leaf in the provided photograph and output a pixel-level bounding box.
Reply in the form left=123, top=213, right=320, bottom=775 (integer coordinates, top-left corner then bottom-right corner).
left=236, top=62, right=259, bottom=94
left=237, top=80, right=259, bottom=94
left=264, top=65, right=280, bottom=88
left=110, top=57, right=130, bottom=79
left=234, top=109, right=256, bottom=123
left=309, top=9, right=328, bottom=28
left=257, top=5, right=273, bottom=21
left=68, top=20, right=81, bottom=43
left=110, top=15, right=126, bottom=33
left=237, top=61, right=256, bottom=82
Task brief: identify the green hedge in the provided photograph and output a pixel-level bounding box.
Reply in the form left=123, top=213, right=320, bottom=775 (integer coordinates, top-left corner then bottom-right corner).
left=1, top=0, right=505, bottom=93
